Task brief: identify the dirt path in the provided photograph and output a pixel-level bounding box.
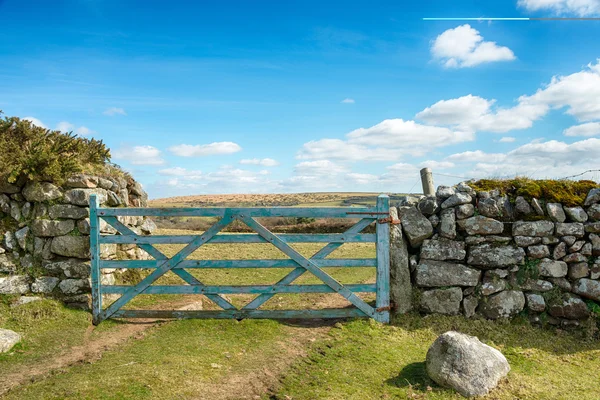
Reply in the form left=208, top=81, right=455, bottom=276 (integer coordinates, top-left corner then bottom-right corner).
left=0, top=293, right=353, bottom=399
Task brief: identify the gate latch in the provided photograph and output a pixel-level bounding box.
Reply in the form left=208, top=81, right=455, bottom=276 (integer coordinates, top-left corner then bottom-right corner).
left=377, top=216, right=400, bottom=225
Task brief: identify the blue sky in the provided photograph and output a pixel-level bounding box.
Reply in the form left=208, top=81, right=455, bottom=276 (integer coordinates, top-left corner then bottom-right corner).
left=1, top=0, right=600, bottom=199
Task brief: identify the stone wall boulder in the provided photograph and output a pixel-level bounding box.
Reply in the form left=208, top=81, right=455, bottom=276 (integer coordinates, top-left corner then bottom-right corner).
left=0, top=329, right=22, bottom=353
left=50, top=236, right=90, bottom=258
left=420, top=239, right=465, bottom=261
left=398, top=206, right=433, bottom=247
left=420, top=287, right=462, bottom=315
left=22, top=182, right=62, bottom=202
left=426, top=331, right=510, bottom=397
left=479, top=290, right=525, bottom=319
left=0, top=275, right=29, bottom=294
left=512, top=221, right=555, bottom=237
left=467, top=244, right=525, bottom=268
left=464, top=216, right=504, bottom=235
left=415, top=260, right=481, bottom=287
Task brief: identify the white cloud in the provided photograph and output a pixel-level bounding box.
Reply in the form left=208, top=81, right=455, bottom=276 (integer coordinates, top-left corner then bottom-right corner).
left=56, top=121, right=74, bottom=132
left=103, top=107, right=127, bottom=116
left=416, top=60, right=600, bottom=133
left=564, top=122, right=600, bottom=137
left=113, top=145, right=165, bottom=165
left=169, top=142, right=242, bottom=157
left=341, top=98, right=355, bottom=104
left=499, top=137, right=516, bottom=142
left=294, top=160, right=348, bottom=175
left=297, top=139, right=400, bottom=161
left=346, top=173, right=378, bottom=184
left=420, top=160, right=455, bottom=169
left=518, top=0, right=600, bottom=16
left=431, top=24, right=515, bottom=68
left=158, top=167, right=202, bottom=179
left=446, top=150, right=507, bottom=163
left=76, top=126, right=93, bottom=136
left=240, top=158, right=279, bottom=167
left=23, top=116, right=47, bottom=129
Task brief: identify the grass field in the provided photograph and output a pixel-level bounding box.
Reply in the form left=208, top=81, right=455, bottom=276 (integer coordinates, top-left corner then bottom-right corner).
left=2, top=216, right=600, bottom=398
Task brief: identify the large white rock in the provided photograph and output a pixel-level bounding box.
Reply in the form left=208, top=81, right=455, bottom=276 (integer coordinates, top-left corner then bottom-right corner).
left=426, top=331, right=510, bottom=398
left=0, top=329, right=21, bottom=353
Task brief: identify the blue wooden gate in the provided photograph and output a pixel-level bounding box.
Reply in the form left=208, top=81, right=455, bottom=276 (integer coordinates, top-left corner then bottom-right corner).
left=90, top=194, right=391, bottom=325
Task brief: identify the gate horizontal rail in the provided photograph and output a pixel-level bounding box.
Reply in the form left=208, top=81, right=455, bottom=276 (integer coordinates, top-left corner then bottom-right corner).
left=90, top=194, right=391, bottom=325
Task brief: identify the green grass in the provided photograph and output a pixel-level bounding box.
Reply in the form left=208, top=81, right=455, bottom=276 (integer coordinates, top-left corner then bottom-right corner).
left=272, top=315, right=600, bottom=399
left=4, top=318, right=288, bottom=400
left=0, top=297, right=121, bottom=372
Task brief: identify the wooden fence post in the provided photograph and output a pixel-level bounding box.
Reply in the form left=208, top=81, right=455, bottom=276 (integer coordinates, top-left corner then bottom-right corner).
left=420, top=168, right=435, bottom=195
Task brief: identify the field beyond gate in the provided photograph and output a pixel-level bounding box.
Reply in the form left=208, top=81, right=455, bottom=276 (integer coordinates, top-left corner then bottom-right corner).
left=89, top=194, right=391, bottom=324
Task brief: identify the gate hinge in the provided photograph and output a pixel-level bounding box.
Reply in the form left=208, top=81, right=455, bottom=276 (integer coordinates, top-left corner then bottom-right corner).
left=376, top=306, right=391, bottom=312
left=377, top=216, right=400, bottom=225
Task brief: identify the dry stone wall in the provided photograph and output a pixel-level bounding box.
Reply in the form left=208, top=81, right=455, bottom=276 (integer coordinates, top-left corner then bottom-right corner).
left=0, top=174, right=155, bottom=308
left=391, top=183, right=600, bottom=327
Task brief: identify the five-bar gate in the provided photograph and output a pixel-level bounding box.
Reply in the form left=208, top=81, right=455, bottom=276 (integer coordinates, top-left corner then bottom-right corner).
left=90, top=194, right=391, bottom=324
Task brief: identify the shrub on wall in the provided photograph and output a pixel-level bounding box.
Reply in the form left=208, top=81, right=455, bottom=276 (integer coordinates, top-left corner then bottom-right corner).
left=0, top=111, right=111, bottom=184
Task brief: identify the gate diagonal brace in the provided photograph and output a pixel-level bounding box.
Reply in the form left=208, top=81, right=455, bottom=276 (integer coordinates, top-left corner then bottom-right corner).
left=237, top=215, right=377, bottom=318
left=97, top=214, right=235, bottom=322
left=101, top=216, right=236, bottom=311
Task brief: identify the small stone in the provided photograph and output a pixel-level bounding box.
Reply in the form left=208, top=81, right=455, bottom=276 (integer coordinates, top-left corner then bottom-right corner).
left=441, top=193, right=472, bottom=209
left=548, top=293, right=589, bottom=320
left=12, top=296, right=42, bottom=307
left=549, top=277, right=572, bottom=291
left=569, top=240, right=585, bottom=253
left=398, top=207, right=433, bottom=248
left=0, top=275, right=29, bottom=294
left=50, top=236, right=90, bottom=258
left=463, top=296, right=478, bottom=318
left=587, top=204, right=600, bottom=221
left=542, top=236, right=559, bottom=245
left=562, top=253, right=587, bottom=263
left=0, top=328, right=22, bottom=353
left=140, top=218, right=157, bottom=234
left=568, top=262, right=589, bottom=279
left=512, top=220, right=555, bottom=237
left=517, top=278, right=553, bottom=292
left=44, top=259, right=91, bottom=278
left=428, top=214, right=440, bottom=228
left=21, top=202, right=32, bottom=219
left=420, top=287, right=462, bottom=315
left=64, top=188, right=108, bottom=206
left=572, top=278, right=600, bottom=302
left=97, top=177, right=114, bottom=190
left=564, top=206, right=588, bottom=223
left=436, top=185, right=455, bottom=199
left=455, top=204, right=474, bottom=219
left=31, top=276, right=60, bottom=293
left=496, top=196, right=514, bottom=221
left=10, top=201, right=21, bottom=221
left=591, top=234, right=600, bottom=256
left=487, top=269, right=509, bottom=279
left=420, top=239, right=466, bottom=261
left=514, top=196, right=533, bottom=216
left=585, top=222, right=600, bottom=233
left=0, top=253, right=16, bottom=273
left=581, top=243, right=593, bottom=256
left=464, top=216, right=504, bottom=235
left=22, top=182, right=62, bottom=202
left=562, top=236, right=577, bottom=246
left=129, top=181, right=145, bottom=196
left=480, top=277, right=506, bottom=296
left=64, top=174, right=98, bottom=188
left=556, top=223, right=585, bottom=238
left=584, top=188, right=600, bottom=206
left=456, top=182, right=475, bottom=195
left=15, top=227, right=29, bottom=250
left=590, top=264, right=600, bottom=279
left=425, top=331, right=510, bottom=398
left=531, top=198, right=544, bottom=216
left=106, top=191, right=122, bottom=207
left=477, top=198, right=502, bottom=218
left=539, top=258, right=568, bottom=278
left=480, top=290, right=525, bottom=319
left=30, top=219, right=75, bottom=237
left=546, top=203, right=566, bottom=222
left=527, top=244, right=550, bottom=259
left=439, top=208, right=456, bottom=240
left=514, top=236, right=541, bottom=247
left=415, top=260, right=481, bottom=287
left=48, top=204, right=89, bottom=219
left=526, top=293, right=545, bottom=312
left=467, top=244, right=525, bottom=268
left=417, top=196, right=439, bottom=216
left=59, top=278, right=90, bottom=295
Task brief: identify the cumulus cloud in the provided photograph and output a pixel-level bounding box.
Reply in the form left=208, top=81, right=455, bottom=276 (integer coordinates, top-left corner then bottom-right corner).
left=416, top=60, right=600, bottom=133
left=297, top=120, right=474, bottom=162
left=420, top=160, right=455, bottom=169
left=23, top=116, right=47, bottom=129
left=169, top=142, right=242, bottom=157
left=341, top=98, right=355, bottom=104
left=113, top=145, right=165, bottom=165
left=239, top=158, right=279, bottom=167
left=518, top=0, right=600, bottom=16
left=56, top=121, right=74, bottom=132
left=446, top=150, right=507, bottom=163
left=564, top=122, right=600, bottom=136
left=103, top=107, right=127, bottom=116
left=499, top=137, right=516, bottom=143
left=431, top=24, right=515, bottom=68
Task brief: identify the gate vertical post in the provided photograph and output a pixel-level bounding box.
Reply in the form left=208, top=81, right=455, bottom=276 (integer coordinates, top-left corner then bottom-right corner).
left=375, top=194, right=390, bottom=323
left=90, top=194, right=102, bottom=325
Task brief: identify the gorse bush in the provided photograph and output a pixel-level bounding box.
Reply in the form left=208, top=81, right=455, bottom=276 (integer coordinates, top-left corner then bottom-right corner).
left=0, top=111, right=111, bottom=184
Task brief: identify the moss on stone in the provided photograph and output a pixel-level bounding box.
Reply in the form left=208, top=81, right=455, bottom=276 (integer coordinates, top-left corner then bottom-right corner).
left=470, top=178, right=599, bottom=207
